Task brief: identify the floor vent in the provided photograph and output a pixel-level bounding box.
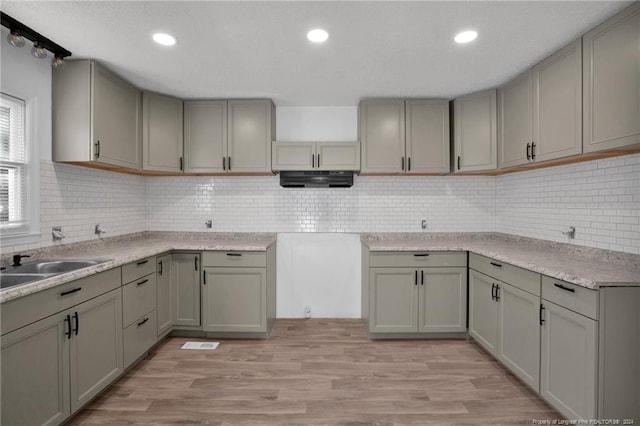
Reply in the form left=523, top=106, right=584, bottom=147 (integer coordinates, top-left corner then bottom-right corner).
left=181, top=341, right=220, bottom=350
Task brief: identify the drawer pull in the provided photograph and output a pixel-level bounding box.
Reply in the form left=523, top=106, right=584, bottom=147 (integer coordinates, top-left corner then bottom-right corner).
left=490, top=262, right=502, bottom=268
left=413, top=253, right=429, bottom=257
left=226, top=253, right=242, bottom=257
left=60, top=287, right=82, bottom=297
left=137, top=259, right=149, bottom=266
left=137, top=279, right=149, bottom=286
left=554, top=283, right=575, bottom=293
left=137, top=317, right=149, bottom=327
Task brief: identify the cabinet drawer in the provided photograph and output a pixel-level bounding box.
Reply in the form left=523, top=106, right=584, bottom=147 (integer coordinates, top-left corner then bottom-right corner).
left=369, top=252, right=467, bottom=268
left=122, top=257, right=156, bottom=284
left=123, top=311, right=157, bottom=368
left=202, top=251, right=266, bottom=267
left=542, top=276, right=598, bottom=320
left=122, top=273, right=157, bottom=327
left=1, top=267, right=121, bottom=335
left=469, top=253, right=540, bottom=296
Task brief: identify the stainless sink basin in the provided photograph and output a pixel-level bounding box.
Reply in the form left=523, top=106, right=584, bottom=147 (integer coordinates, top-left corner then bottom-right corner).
left=10, top=260, right=108, bottom=274
left=0, top=259, right=110, bottom=290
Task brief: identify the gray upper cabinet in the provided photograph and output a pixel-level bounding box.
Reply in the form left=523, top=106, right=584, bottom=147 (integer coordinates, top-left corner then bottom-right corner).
left=405, top=100, right=450, bottom=174
left=583, top=2, right=640, bottom=153
left=227, top=100, right=275, bottom=173
left=500, top=39, right=582, bottom=168
left=360, top=99, right=449, bottom=174
left=453, top=89, right=498, bottom=172
left=143, top=92, right=184, bottom=172
left=183, top=100, right=274, bottom=173
left=359, top=99, right=405, bottom=173
left=184, top=100, right=227, bottom=173
left=272, top=141, right=360, bottom=171
left=499, top=71, right=533, bottom=169
left=53, top=60, right=142, bottom=169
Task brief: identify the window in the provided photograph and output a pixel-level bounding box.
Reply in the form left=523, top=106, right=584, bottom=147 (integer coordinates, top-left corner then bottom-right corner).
left=0, top=93, right=28, bottom=236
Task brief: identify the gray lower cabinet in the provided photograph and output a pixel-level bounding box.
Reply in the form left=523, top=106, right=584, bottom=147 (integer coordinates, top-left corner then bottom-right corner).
left=583, top=2, right=640, bottom=153
left=363, top=250, right=467, bottom=336
left=1, top=288, right=123, bottom=426
left=171, top=253, right=201, bottom=327
left=540, top=299, right=597, bottom=420
left=202, top=267, right=267, bottom=332
left=156, top=254, right=173, bottom=336
left=121, top=266, right=157, bottom=368
left=468, top=269, right=499, bottom=354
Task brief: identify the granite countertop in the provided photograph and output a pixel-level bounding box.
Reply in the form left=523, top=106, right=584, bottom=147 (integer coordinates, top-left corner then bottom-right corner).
left=361, top=233, right=640, bottom=290
left=0, top=232, right=276, bottom=303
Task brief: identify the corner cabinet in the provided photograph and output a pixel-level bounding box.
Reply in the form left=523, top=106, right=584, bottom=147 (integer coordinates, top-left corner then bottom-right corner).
left=272, top=141, right=360, bottom=171
left=499, top=39, right=582, bottom=169
left=361, top=249, right=467, bottom=337
left=453, top=89, right=498, bottom=172
left=53, top=60, right=142, bottom=170
left=202, top=245, right=277, bottom=337
left=171, top=253, right=201, bottom=328
left=143, top=92, right=184, bottom=172
left=183, top=99, right=274, bottom=174
left=583, top=2, right=640, bottom=153
left=359, top=99, right=449, bottom=174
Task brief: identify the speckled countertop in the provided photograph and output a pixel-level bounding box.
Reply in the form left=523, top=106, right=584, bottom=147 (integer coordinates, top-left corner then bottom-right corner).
left=361, top=233, right=640, bottom=290
left=0, top=232, right=276, bottom=303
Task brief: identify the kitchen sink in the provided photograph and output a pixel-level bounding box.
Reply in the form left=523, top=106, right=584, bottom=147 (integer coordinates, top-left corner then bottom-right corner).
left=0, top=259, right=110, bottom=290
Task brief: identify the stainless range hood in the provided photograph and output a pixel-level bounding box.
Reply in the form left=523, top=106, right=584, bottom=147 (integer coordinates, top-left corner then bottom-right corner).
left=279, top=171, right=354, bottom=188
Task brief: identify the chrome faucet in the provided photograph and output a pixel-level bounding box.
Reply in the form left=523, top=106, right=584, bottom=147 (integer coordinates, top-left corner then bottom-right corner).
left=52, top=226, right=66, bottom=241
left=95, top=224, right=106, bottom=235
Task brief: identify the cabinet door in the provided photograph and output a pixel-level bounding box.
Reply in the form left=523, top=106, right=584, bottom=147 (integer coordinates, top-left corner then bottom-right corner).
left=227, top=100, right=273, bottom=173
left=91, top=63, right=142, bottom=169
left=202, top=267, right=266, bottom=332
left=271, top=142, right=315, bottom=171
left=317, top=142, right=361, bottom=171
left=1, top=312, right=70, bottom=426
left=499, top=72, right=533, bottom=168
left=405, top=100, right=450, bottom=174
left=184, top=100, right=227, bottom=173
left=468, top=270, right=499, bottom=356
left=359, top=99, right=405, bottom=173
left=369, top=268, right=418, bottom=333
left=69, top=289, right=123, bottom=413
left=454, top=89, right=497, bottom=172
left=142, top=92, right=184, bottom=172
left=418, top=268, right=467, bottom=332
left=498, top=282, right=541, bottom=392
left=533, top=39, right=582, bottom=162
left=583, top=3, right=640, bottom=152
left=171, top=253, right=201, bottom=327
left=156, top=254, right=173, bottom=336
left=540, top=300, right=597, bottom=420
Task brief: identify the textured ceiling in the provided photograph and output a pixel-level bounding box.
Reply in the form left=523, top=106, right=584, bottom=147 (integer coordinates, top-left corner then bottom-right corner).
left=1, top=1, right=632, bottom=106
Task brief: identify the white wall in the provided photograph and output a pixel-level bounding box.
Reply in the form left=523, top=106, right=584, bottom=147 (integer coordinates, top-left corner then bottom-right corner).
left=276, top=106, right=357, bottom=141
left=496, top=153, right=640, bottom=254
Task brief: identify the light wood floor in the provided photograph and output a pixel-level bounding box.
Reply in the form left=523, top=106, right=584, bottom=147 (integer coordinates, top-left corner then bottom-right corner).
left=70, top=319, right=561, bottom=425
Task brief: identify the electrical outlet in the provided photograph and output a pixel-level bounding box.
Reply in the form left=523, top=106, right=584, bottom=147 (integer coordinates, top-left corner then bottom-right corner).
left=421, top=220, right=427, bottom=229
left=304, top=306, right=311, bottom=319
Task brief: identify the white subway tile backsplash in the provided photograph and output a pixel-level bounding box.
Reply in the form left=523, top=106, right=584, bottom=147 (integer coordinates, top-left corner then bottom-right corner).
left=3, top=153, right=637, bottom=256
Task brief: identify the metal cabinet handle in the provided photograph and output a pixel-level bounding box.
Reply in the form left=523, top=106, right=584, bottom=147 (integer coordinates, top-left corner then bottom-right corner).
left=137, top=259, right=149, bottom=266
left=539, top=304, right=545, bottom=325
left=490, top=262, right=502, bottom=268
left=495, top=285, right=501, bottom=301
left=95, top=140, right=100, bottom=159
left=401, top=157, right=405, bottom=171
left=60, top=287, right=82, bottom=297
left=158, top=260, right=163, bottom=276
left=491, top=283, right=496, bottom=301
left=226, top=253, right=242, bottom=257
left=531, top=142, right=536, bottom=160
left=223, top=157, right=226, bottom=171
left=228, top=156, right=231, bottom=171
left=73, top=311, right=79, bottom=335
left=408, top=157, right=411, bottom=171
left=457, top=155, right=461, bottom=170
left=194, top=256, right=198, bottom=271
left=203, top=272, right=207, bottom=285
left=311, top=154, right=315, bottom=168
left=414, top=270, right=418, bottom=285
left=420, top=270, right=424, bottom=285
left=526, top=143, right=531, bottom=160
left=65, top=314, right=72, bottom=339
left=553, top=283, right=575, bottom=293
left=180, top=156, right=183, bottom=171
left=137, top=317, right=149, bottom=327
left=137, top=279, right=149, bottom=286
left=413, top=253, right=429, bottom=257
left=317, top=154, right=320, bottom=167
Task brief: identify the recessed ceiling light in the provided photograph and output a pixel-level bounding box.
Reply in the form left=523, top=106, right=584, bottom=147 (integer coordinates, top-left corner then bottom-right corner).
left=454, top=30, right=478, bottom=44
left=307, top=29, right=329, bottom=43
left=152, top=33, right=176, bottom=46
